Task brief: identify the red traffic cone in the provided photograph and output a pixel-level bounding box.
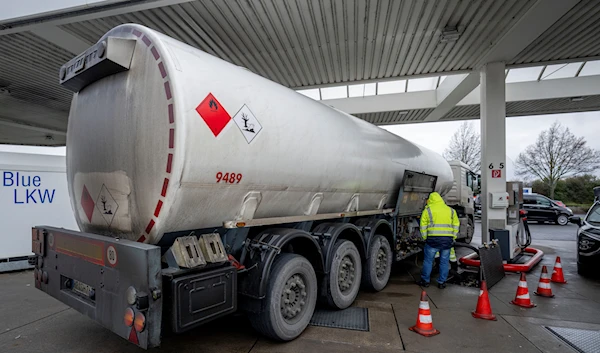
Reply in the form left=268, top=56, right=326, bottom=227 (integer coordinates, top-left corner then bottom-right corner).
left=534, top=266, right=555, bottom=298
left=472, top=280, right=497, bottom=320
left=511, top=273, right=536, bottom=308
left=550, top=256, right=567, bottom=284
left=409, top=291, right=440, bottom=337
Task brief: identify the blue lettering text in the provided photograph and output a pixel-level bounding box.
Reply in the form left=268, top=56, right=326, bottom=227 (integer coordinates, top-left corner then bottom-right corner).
left=33, top=176, right=41, bottom=187
left=38, top=189, right=55, bottom=203
left=26, top=189, right=37, bottom=203
left=13, top=189, right=24, bottom=204
left=4, top=172, right=13, bottom=186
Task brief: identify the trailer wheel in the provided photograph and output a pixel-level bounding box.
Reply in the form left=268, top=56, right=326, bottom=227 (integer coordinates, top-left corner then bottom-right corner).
left=362, top=235, right=392, bottom=291
left=249, top=253, right=317, bottom=341
left=326, top=240, right=362, bottom=309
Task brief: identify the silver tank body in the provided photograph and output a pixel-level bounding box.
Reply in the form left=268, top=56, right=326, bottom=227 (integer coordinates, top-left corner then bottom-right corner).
left=67, top=24, right=453, bottom=245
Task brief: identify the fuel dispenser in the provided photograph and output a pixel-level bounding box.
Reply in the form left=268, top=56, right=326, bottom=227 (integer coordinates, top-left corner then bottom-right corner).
left=460, top=181, right=544, bottom=273
left=491, top=182, right=531, bottom=261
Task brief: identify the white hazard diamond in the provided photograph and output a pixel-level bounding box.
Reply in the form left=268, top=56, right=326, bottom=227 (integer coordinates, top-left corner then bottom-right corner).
left=232, top=105, right=262, bottom=143
left=96, top=184, right=119, bottom=226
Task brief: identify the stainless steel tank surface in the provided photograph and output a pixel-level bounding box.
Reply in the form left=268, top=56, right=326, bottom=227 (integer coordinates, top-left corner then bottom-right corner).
left=66, top=24, right=454, bottom=244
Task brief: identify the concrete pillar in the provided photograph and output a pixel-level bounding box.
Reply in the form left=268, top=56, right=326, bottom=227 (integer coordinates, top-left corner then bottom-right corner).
left=480, top=62, right=507, bottom=243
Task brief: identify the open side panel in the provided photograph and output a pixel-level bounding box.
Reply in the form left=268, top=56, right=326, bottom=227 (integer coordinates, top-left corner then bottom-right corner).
left=394, top=171, right=438, bottom=217
left=32, top=227, right=162, bottom=349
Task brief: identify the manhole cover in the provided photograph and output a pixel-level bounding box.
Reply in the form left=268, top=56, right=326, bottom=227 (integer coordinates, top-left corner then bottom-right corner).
left=310, top=307, right=369, bottom=331
left=546, top=326, right=600, bottom=353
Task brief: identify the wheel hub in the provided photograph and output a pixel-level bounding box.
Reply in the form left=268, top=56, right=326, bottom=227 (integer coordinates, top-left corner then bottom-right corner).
left=338, top=255, right=355, bottom=293
left=375, top=248, right=388, bottom=278
left=281, top=274, right=307, bottom=321
left=558, top=215, right=567, bottom=225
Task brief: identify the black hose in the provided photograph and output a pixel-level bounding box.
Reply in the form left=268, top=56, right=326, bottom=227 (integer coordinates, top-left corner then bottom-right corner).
left=453, top=242, right=480, bottom=254
left=519, top=219, right=532, bottom=249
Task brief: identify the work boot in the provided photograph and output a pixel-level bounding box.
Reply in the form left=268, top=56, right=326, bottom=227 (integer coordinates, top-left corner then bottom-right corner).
left=417, top=280, right=430, bottom=288
left=438, top=282, right=446, bottom=289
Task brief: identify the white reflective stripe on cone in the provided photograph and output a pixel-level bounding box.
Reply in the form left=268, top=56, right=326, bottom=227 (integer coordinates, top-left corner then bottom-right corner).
left=555, top=262, right=562, bottom=268
left=519, top=281, right=528, bottom=287
left=419, top=315, right=433, bottom=324
left=538, top=282, right=551, bottom=289
left=516, top=293, right=530, bottom=300
left=541, top=273, right=551, bottom=279
left=479, top=290, right=484, bottom=297
left=419, top=301, right=430, bottom=310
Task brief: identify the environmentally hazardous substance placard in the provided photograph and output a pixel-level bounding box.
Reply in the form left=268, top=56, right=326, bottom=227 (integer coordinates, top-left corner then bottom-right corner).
left=96, top=184, right=118, bottom=226
left=232, top=105, right=262, bottom=143
left=196, top=93, right=231, bottom=137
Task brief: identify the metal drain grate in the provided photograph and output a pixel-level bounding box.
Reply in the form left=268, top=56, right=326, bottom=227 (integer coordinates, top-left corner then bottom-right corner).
left=545, top=326, right=600, bottom=353
left=310, top=307, right=369, bottom=331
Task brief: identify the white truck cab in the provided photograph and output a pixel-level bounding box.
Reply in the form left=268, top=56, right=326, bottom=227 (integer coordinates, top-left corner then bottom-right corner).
left=443, top=160, right=480, bottom=243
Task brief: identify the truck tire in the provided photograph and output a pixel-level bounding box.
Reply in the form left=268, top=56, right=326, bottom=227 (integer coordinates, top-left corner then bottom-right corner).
left=326, top=240, right=362, bottom=309
left=462, top=218, right=474, bottom=244
left=362, top=235, right=392, bottom=292
left=249, top=253, right=317, bottom=341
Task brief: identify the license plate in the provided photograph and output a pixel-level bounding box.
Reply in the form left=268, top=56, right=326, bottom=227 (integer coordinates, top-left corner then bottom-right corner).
left=73, top=53, right=86, bottom=73
left=72, top=280, right=94, bottom=298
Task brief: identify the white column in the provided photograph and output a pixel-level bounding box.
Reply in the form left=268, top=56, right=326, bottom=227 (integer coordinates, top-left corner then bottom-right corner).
left=480, top=62, right=506, bottom=243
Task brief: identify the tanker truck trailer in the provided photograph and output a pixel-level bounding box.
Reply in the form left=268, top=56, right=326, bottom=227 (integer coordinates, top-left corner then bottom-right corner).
left=30, top=24, right=454, bottom=349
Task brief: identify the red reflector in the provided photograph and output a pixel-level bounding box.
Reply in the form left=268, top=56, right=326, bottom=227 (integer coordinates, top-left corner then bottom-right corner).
left=128, top=327, right=139, bottom=345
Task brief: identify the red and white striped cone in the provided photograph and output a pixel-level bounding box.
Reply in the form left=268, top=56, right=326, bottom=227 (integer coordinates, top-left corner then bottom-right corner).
left=534, top=266, right=555, bottom=298
left=472, top=280, right=497, bottom=320
left=551, top=256, right=567, bottom=284
left=409, top=291, right=440, bottom=337
left=511, top=273, right=536, bottom=308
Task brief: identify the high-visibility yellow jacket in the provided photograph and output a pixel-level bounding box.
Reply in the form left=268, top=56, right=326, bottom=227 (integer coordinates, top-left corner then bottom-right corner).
left=420, top=192, right=460, bottom=240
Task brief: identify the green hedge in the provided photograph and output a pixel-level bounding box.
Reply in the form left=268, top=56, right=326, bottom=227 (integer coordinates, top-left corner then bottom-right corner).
left=532, top=174, right=600, bottom=205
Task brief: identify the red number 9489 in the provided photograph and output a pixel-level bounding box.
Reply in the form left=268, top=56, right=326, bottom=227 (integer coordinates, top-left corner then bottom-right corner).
left=216, top=172, right=242, bottom=184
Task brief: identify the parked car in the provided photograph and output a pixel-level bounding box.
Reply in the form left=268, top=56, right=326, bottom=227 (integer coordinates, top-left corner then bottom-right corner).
left=474, top=194, right=481, bottom=218
left=522, top=193, right=573, bottom=225
left=570, top=187, right=600, bottom=276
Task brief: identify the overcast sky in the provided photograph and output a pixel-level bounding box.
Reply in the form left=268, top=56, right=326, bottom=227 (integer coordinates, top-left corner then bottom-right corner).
left=383, top=111, right=600, bottom=180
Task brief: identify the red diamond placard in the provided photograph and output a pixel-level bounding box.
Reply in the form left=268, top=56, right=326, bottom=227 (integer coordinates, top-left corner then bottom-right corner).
left=196, top=93, right=231, bottom=137
left=81, top=185, right=95, bottom=222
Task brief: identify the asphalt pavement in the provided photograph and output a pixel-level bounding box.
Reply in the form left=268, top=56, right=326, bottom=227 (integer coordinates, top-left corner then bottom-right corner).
left=1, top=220, right=599, bottom=353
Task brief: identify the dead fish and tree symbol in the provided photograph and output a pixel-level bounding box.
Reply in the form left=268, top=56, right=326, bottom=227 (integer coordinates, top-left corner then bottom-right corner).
left=95, top=184, right=119, bottom=226
left=241, top=113, right=255, bottom=133
left=100, top=195, right=113, bottom=215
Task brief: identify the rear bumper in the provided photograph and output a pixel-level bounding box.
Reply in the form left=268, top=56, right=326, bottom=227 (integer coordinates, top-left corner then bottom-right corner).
left=32, top=227, right=163, bottom=349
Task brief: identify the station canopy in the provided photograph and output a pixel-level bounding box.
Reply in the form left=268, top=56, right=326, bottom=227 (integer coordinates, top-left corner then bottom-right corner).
left=1, top=0, right=599, bottom=145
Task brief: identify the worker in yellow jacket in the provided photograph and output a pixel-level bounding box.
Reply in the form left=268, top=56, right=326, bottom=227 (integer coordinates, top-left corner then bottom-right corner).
left=418, top=192, right=460, bottom=289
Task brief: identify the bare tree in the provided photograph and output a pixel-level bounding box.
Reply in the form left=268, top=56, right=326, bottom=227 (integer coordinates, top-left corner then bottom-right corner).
left=515, top=122, right=600, bottom=199
left=443, top=122, right=481, bottom=171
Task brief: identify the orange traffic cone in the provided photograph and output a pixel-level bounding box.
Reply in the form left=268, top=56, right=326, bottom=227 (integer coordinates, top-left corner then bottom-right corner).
left=472, top=280, right=497, bottom=320
left=550, top=256, right=567, bottom=284
left=534, top=266, right=555, bottom=298
left=409, top=291, right=440, bottom=337
left=511, top=273, right=536, bottom=308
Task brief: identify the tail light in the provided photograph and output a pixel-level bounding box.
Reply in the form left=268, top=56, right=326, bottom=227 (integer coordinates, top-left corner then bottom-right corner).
left=134, top=312, right=146, bottom=332
left=124, top=308, right=134, bottom=327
